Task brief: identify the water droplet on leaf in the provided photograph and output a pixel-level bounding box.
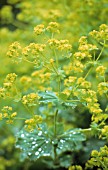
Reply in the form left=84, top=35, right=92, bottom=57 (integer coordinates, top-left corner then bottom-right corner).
left=38, top=148, right=42, bottom=151
left=21, top=134, right=25, bottom=138
left=35, top=151, right=39, bottom=155
left=38, top=131, right=42, bottom=136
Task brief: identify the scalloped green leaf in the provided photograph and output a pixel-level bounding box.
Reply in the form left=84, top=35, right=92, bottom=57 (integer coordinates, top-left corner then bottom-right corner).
left=16, top=124, right=86, bottom=162
left=38, top=91, right=58, bottom=104
left=57, top=128, right=86, bottom=154
left=16, top=124, right=53, bottom=161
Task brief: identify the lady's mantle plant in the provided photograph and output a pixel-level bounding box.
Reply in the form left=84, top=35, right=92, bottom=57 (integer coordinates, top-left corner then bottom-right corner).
left=0, top=22, right=108, bottom=169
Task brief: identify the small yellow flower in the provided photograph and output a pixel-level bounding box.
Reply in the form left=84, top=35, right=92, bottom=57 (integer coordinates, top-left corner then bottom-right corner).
left=46, top=22, right=60, bottom=33
left=98, top=82, right=108, bottom=95
left=11, top=112, right=17, bottom=118
left=22, top=93, right=40, bottom=106
left=77, top=77, right=85, bottom=84
left=91, top=150, right=99, bottom=157
left=96, top=65, right=106, bottom=77
left=25, top=115, right=42, bottom=131
left=50, top=58, right=54, bottom=63
left=34, top=24, right=45, bottom=35
left=3, top=113, right=8, bottom=118
left=6, top=120, right=13, bottom=124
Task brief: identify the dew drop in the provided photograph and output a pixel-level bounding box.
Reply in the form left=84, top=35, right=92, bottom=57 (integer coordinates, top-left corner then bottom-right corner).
left=16, top=145, right=20, bottom=148
left=32, top=145, right=35, bottom=149
left=32, top=141, right=36, bottom=144
left=46, top=140, right=49, bottom=144
left=35, top=151, right=39, bottom=155
left=21, top=134, right=25, bottom=138
left=43, top=153, right=50, bottom=156
left=59, top=146, right=62, bottom=149
left=72, top=132, right=76, bottom=134
left=38, top=131, right=42, bottom=136
left=60, top=139, right=65, bottom=143
left=30, top=137, right=34, bottom=140
left=38, top=148, right=42, bottom=151
left=28, top=152, right=32, bottom=156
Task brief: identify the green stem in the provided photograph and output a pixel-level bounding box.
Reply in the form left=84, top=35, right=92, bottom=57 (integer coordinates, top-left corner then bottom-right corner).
left=23, top=105, right=34, bottom=116
left=53, top=109, right=58, bottom=162
left=96, top=40, right=105, bottom=61
left=14, top=117, right=26, bottom=120
left=99, top=159, right=107, bottom=169
left=50, top=62, right=59, bottom=75
left=54, top=109, right=58, bottom=137
left=53, top=49, right=58, bottom=69
left=84, top=67, right=92, bottom=79
left=43, top=64, right=54, bottom=72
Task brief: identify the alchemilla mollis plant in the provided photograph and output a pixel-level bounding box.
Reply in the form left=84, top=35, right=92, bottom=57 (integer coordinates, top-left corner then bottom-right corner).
left=0, top=22, right=108, bottom=169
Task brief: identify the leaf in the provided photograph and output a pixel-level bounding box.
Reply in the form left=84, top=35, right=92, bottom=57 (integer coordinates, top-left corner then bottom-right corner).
left=38, top=91, right=58, bottom=104
left=62, top=101, right=77, bottom=108
left=16, top=124, right=53, bottom=161
left=57, top=128, right=86, bottom=155
left=16, top=124, right=86, bottom=162
left=59, top=154, right=72, bottom=168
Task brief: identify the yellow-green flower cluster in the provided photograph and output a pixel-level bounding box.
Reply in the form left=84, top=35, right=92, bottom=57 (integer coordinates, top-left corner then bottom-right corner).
left=48, top=39, right=72, bottom=51
left=0, top=73, right=17, bottom=99
left=25, top=115, right=42, bottom=131
left=48, top=38, right=59, bottom=47
left=46, top=22, right=60, bottom=33
left=0, top=87, right=5, bottom=98
left=6, top=42, right=22, bottom=63
left=3, top=73, right=17, bottom=90
left=22, top=93, right=40, bottom=107
left=58, top=40, right=72, bottom=51
left=97, top=82, right=108, bottom=96
left=64, top=76, right=77, bottom=87
left=34, top=24, right=45, bottom=35
left=77, top=77, right=91, bottom=89
left=89, top=24, right=108, bottom=41
left=92, top=113, right=108, bottom=125
left=22, top=43, right=46, bottom=56
left=77, top=36, right=98, bottom=59
left=73, top=89, right=103, bottom=117
left=0, top=106, right=17, bottom=124
left=101, top=125, right=108, bottom=139
left=68, top=165, right=82, bottom=170
left=22, top=43, right=46, bottom=64
left=85, top=145, right=108, bottom=169
left=96, top=65, right=107, bottom=77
